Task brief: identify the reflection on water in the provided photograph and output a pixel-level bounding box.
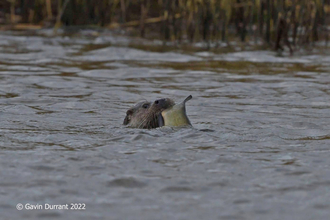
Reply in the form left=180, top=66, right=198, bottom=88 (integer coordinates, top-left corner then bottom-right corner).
left=0, top=31, right=330, bottom=220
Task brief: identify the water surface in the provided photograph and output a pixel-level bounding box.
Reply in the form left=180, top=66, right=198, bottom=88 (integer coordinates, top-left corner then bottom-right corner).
left=0, top=31, right=330, bottom=220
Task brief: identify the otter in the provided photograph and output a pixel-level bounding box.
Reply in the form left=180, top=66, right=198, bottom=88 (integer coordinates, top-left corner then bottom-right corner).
left=123, top=98, right=175, bottom=129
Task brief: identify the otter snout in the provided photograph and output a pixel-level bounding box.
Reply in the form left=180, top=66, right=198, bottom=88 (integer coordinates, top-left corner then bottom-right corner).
left=154, top=98, right=166, bottom=107
left=154, top=98, right=174, bottom=110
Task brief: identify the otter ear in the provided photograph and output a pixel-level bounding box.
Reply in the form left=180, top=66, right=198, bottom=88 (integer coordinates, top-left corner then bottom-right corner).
left=123, top=116, right=129, bottom=125
left=126, top=109, right=133, bottom=115
left=123, top=109, right=133, bottom=125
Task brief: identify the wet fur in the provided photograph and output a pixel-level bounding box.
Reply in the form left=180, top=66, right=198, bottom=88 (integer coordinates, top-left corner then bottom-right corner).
left=123, top=98, right=174, bottom=129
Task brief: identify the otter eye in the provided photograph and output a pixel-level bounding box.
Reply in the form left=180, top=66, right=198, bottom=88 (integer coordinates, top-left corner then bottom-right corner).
left=142, top=104, right=149, bottom=109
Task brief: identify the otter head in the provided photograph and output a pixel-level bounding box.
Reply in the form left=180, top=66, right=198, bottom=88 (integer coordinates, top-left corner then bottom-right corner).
left=123, top=98, right=175, bottom=129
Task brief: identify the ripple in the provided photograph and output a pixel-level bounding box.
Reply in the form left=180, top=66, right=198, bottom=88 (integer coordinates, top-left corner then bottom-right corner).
left=160, top=186, right=194, bottom=192
left=74, top=46, right=201, bottom=63
left=107, top=177, right=147, bottom=188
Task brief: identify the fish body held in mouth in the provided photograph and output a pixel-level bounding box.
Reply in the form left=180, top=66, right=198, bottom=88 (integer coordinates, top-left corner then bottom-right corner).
left=160, top=95, right=192, bottom=127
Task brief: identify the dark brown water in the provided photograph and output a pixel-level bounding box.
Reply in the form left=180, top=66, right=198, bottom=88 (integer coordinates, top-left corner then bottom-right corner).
left=1, top=30, right=330, bottom=220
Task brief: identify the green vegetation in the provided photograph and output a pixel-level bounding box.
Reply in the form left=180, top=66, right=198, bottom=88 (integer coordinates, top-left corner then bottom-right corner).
left=1, top=0, right=329, bottom=51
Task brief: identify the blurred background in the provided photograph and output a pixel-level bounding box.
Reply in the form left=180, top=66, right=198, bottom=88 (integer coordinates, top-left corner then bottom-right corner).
left=0, top=0, right=329, bottom=50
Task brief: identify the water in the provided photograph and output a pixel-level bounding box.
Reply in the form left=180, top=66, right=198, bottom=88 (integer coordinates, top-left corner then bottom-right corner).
left=0, top=30, right=330, bottom=220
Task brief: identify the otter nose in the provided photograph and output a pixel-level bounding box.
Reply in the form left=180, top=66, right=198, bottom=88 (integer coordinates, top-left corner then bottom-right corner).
left=154, top=98, right=166, bottom=105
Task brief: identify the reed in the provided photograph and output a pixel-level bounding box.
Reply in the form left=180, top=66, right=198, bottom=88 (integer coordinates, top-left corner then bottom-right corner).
left=0, top=0, right=329, bottom=51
